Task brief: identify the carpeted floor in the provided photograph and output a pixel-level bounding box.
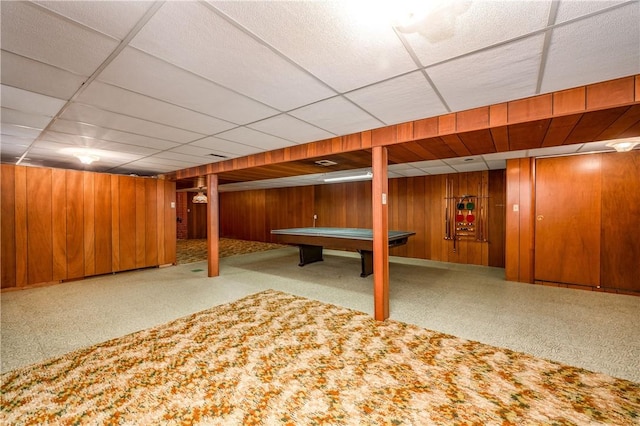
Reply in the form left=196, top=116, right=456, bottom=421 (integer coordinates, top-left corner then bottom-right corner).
left=177, top=238, right=286, bottom=264
left=2, top=290, right=639, bottom=425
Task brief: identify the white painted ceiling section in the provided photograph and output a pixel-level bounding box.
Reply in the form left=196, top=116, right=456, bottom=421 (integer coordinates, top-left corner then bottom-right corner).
left=1, top=0, right=639, bottom=188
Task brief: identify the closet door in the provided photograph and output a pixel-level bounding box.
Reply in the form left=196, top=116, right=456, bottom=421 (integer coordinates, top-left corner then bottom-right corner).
left=535, top=155, right=601, bottom=286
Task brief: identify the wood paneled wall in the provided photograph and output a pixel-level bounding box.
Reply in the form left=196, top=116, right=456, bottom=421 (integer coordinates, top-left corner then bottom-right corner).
left=505, top=150, right=640, bottom=294
left=1, top=165, right=176, bottom=289
left=219, top=171, right=505, bottom=267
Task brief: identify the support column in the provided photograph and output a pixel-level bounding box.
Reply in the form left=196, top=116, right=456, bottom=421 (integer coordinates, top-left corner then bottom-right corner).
left=206, top=174, right=219, bottom=277
left=372, top=146, right=389, bottom=321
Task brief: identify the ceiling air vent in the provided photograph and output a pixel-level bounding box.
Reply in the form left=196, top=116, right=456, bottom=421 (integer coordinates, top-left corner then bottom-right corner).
left=209, top=153, right=228, bottom=158
left=315, top=159, right=338, bottom=166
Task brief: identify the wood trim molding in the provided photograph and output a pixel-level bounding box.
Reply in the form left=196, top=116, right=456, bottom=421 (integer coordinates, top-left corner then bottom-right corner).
left=207, top=174, right=220, bottom=277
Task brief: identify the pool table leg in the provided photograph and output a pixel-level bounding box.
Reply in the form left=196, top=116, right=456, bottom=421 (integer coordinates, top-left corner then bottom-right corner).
left=298, top=244, right=323, bottom=266
left=359, top=250, right=373, bottom=277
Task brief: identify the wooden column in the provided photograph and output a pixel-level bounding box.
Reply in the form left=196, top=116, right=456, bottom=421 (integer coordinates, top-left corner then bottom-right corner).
left=372, top=146, right=389, bottom=320
left=207, top=174, right=220, bottom=277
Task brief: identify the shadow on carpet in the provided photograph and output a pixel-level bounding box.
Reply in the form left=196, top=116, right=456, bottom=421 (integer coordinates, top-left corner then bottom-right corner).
left=177, top=238, right=286, bottom=264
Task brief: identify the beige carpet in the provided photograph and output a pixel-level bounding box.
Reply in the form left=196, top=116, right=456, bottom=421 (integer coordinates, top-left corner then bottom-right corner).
left=176, top=238, right=286, bottom=264
left=1, top=290, right=638, bottom=424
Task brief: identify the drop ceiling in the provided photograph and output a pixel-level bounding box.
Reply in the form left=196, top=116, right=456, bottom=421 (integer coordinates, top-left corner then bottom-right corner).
left=1, top=0, right=639, bottom=190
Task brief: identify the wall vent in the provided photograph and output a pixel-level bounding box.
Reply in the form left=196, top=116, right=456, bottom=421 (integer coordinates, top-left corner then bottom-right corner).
left=315, top=159, right=338, bottom=166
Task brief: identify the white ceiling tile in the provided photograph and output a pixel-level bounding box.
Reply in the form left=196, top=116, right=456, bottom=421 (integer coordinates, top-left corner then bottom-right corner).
left=217, top=127, right=297, bottom=151
left=402, top=1, right=552, bottom=66
left=0, top=50, right=86, bottom=100
left=31, top=141, right=145, bottom=163
left=167, top=144, right=235, bottom=163
left=290, top=97, right=383, bottom=136
left=34, top=1, right=154, bottom=40
left=481, top=150, right=528, bottom=161
left=211, top=1, right=418, bottom=92
left=132, top=2, right=336, bottom=111
left=0, top=134, right=34, bottom=147
left=443, top=156, right=483, bottom=165
left=527, top=144, right=583, bottom=157
left=248, top=115, right=335, bottom=144
left=37, top=131, right=163, bottom=156
left=1, top=108, right=51, bottom=129
left=428, top=35, right=545, bottom=111
left=1, top=84, right=66, bottom=117
left=130, top=156, right=196, bottom=168
left=393, top=168, right=427, bottom=177
left=388, top=163, right=418, bottom=171
left=0, top=123, right=42, bottom=139
left=73, top=81, right=235, bottom=135
left=540, top=4, right=640, bottom=94
left=97, top=47, right=278, bottom=124
left=345, top=71, right=448, bottom=125
left=408, top=159, right=447, bottom=168
left=44, top=123, right=181, bottom=151
left=60, top=102, right=203, bottom=144
left=0, top=1, right=118, bottom=75
left=190, top=136, right=258, bottom=157
left=486, top=159, right=507, bottom=170
left=450, top=162, right=488, bottom=172
left=555, top=1, right=627, bottom=22
left=0, top=143, right=29, bottom=158
left=153, top=151, right=214, bottom=166
left=420, top=165, right=457, bottom=175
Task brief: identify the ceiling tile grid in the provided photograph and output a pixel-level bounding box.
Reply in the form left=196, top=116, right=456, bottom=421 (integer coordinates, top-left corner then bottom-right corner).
left=540, top=2, right=640, bottom=94
left=210, top=0, right=419, bottom=93
left=1, top=0, right=638, bottom=180
left=131, top=1, right=336, bottom=111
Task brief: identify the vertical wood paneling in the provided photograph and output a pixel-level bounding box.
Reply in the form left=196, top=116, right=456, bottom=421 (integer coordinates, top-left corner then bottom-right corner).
left=135, top=179, right=146, bottom=268
left=145, top=180, right=158, bottom=267
left=14, top=166, right=27, bottom=287
left=111, top=175, right=120, bottom=271
left=66, top=171, right=84, bottom=279
left=51, top=169, right=67, bottom=281
left=600, top=150, right=639, bottom=292
left=207, top=174, right=219, bottom=277
left=119, top=176, right=136, bottom=271
left=518, top=159, right=535, bottom=283
left=488, top=170, right=506, bottom=267
left=94, top=174, right=112, bottom=275
left=1, top=167, right=176, bottom=287
left=83, top=172, right=95, bottom=276
left=1, top=164, right=17, bottom=288
left=156, top=181, right=166, bottom=265
left=26, top=167, right=53, bottom=284
left=505, top=159, right=522, bottom=281
left=164, top=180, right=176, bottom=264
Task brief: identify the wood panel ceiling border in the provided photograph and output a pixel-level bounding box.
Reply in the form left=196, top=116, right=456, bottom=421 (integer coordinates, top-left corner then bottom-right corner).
left=169, top=75, right=640, bottom=181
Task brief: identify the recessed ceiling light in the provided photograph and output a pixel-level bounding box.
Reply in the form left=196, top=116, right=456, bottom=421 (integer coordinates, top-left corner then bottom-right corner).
left=315, top=159, right=338, bottom=166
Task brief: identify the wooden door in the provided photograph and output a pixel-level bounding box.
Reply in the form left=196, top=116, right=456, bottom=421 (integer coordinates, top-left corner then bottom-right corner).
left=535, top=155, right=601, bottom=286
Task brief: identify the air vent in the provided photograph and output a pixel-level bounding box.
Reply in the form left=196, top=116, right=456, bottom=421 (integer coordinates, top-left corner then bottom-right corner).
left=315, top=159, right=338, bottom=166
left=209, top=153, right=228, bottom=158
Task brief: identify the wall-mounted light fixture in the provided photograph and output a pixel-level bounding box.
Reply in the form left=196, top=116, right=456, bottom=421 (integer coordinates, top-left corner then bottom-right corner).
left=192, top=176, right=208, bottom=204
left=324, top=171, right=373, bottom=183
left=606, top=138, right=640, bottom=153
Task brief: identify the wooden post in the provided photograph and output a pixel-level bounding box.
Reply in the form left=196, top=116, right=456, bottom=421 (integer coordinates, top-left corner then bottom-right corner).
left=206, top=174, right=219, bottom=277
left=372, top=146, right=389, bottom=320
